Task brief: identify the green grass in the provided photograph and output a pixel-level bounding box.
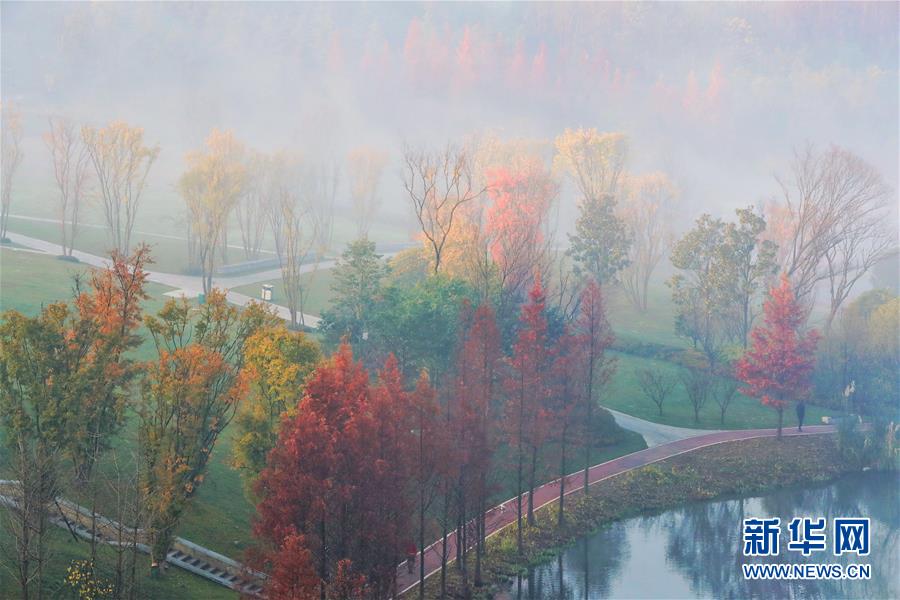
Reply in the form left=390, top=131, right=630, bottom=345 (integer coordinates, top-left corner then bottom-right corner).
left=0, top=247, right=254, bottom=557
left=602, top=351, right=836, bottom=430
left=0, top=527, right=236, bottom=599
left=0, top=527, right=238, bottom=600
left=231, top=268, right=337, bottom=317
left=5, top=216, right=251, bottom=275
left=0, top=247, right=173, bottom=321
left=606, top=281, right=690, bottom=349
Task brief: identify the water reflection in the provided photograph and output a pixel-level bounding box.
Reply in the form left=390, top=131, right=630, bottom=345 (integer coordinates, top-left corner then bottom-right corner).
left=507, top=472, right=898, bottom=599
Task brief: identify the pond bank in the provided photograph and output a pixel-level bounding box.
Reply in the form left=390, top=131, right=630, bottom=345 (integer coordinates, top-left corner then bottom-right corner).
left=415, top=434, right=861, bottom=599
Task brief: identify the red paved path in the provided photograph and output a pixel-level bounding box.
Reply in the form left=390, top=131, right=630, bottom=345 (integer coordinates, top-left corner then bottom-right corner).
left=395, top=424, right=835, bottom=597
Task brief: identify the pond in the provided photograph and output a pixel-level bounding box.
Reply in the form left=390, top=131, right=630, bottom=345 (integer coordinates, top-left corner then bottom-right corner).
left=504, top=472, right=899, bottom=599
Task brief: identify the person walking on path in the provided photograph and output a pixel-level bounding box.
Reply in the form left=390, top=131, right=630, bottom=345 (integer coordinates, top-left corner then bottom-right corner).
left=796, top=401, right=806, bottom=431
left=405, top=541, right=417, bottom=574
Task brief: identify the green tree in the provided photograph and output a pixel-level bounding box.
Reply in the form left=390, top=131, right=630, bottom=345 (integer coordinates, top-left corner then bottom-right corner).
left=669, top=208, right=777, bottom=366
left=0, top=305, right=68, bottom=600
left=320, top=238, right=390, bottom=346
left=720, top=208, right=778, bottom=347
left=567, top=194, right=631, bottom=284
left=368, top=276, right=474, bottom=382
left=669, top=214, right=728, bottom=366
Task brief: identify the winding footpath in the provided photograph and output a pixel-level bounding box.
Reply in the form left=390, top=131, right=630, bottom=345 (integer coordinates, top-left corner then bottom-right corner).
left=4, top=231, right=332, bottom=327
left=395, top=424, right=835, bottom=597
left=2, top=230, right=838, bottom=598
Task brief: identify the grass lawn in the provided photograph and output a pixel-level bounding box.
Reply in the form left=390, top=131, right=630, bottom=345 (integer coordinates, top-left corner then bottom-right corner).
left=0, top=247, right=255, bottom=557
left=606, top=281, right=690, bottom=349
left=5, top=216, right=251, bottom=274
left=602, top=351, right=836, bottom=430
left=231, top=268, right=337, bottom=317
left=0, top=527, right=236, bottom=599
left=1, top=247, right=174, bottom=322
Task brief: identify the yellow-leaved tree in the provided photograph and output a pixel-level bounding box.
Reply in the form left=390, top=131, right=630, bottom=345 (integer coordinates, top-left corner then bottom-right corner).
left=82, top=120, right=159, bottom=253
left=179, top=129, right=246, bottom=292
left=232, top=326, right=321, bottom=494
left=553, top=128, right=627, bottom=202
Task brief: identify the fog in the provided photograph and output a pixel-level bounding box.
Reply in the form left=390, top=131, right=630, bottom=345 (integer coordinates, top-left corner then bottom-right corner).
left=2, top=2, right=898, bottom=240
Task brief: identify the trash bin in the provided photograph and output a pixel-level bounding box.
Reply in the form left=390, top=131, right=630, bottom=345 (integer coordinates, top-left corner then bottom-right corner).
left=198, top=293, right=206, bottom=305
left=261, top=284, right=273, bottom=302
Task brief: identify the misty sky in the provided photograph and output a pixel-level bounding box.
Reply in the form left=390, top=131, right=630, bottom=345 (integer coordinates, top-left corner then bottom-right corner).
left=2, top=2, right=897, bottom=233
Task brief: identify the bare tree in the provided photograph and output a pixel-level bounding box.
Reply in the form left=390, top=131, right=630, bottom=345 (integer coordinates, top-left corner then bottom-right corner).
left=311, top=161, right=339, bottom=256
left=347, top=146, right=388, bottom=239
left=102, top=448, right=144, bottom=600
left=774, top=145, right=893, bottom=328
left=234, top=152, right=270, bottom=261
left=82, top=121, right=159, bottom=254
left=637, top=368, right=677, bottom=416
left=403, top=144, right=486, bottom=274
left=712, top=377, right=739, bottom=427
left=619, top=173, right=677, bottom=312
left=680, top=366, right=711, bottom=424
left=45, top=117, right=91, bottom=257
left=1, top=439, right=61, bottom=600
left=1, top=101, right=24, bottom=241
left=267, top=155, right=319, bottom=327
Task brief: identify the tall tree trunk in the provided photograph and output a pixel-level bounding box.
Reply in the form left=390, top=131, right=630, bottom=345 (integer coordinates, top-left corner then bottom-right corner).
left=527, top=447, right=538, bottom=526
left=558, top=428, right=567, bottom=527
left=516, top=449, right=523, bottom=555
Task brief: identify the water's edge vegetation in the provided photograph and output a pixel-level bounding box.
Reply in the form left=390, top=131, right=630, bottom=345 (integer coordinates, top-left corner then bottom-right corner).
left=416, top=434, right=880, bottom=599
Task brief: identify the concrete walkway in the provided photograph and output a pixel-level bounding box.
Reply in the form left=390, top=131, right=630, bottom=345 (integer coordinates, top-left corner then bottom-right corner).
left=7, top=213, right=278, bottom=255
left=606, top=407, right=722, bottom=447
left=395, top=425, right=835, bottom=597
left=4, top=231, right=330, bottom=328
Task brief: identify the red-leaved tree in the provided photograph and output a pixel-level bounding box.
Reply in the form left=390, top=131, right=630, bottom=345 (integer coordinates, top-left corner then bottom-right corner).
left=736, top=274, right=819, bottom=437
left=485, top=161, right=557, bottom=301
left=452, top=303, right=502, bottom=588
left=504, top=277, right=556, bottom=554
left=575, top=280, right=616, bottom=495
left=254, top=344, right=417, bottom=599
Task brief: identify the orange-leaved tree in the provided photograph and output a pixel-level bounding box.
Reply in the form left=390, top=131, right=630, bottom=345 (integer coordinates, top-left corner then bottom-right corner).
left=139, top=290, right=275, bottom=566
left=736, top=274, right=819, bottom=437
left=484, top=160, right=557, bottom=303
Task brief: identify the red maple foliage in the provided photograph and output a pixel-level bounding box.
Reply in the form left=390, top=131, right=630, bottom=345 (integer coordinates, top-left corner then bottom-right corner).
left=574, top=280, right=616, bottom=494
left=736, top=274, right=819, bottom=436
left=504, top=277, right=557, bottom=552
left=452, top=302, right=502, bottom=585
left=254, top=344, right=417, bottom=598
left=485, top=161, right=557, bottom=298
left=266, top=533, right=321, bottom=600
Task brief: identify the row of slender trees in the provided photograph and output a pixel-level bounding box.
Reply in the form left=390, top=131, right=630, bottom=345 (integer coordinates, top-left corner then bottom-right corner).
left=4, top=108, right=887, bottom=338
left=248, top=275, right=617, bottom=599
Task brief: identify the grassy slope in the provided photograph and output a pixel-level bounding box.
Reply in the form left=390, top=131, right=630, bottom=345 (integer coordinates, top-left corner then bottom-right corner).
left=605, top=282, right=690, bottom=349
left=0, top=243, right=839, bottom=597
left=231, top=268, right=337, bottom=317
left=0, top=248, right=254, bottom=555
left=603, top=351, right=834, bottom=430
left=0, top=528, right=236, bottom=600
